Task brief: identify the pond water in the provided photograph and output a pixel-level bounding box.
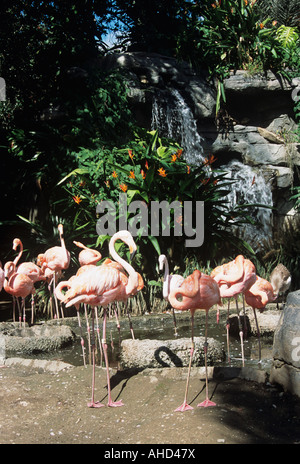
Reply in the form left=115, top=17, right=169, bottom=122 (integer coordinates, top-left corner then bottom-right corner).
left=10, top=312, right=273, bottom=372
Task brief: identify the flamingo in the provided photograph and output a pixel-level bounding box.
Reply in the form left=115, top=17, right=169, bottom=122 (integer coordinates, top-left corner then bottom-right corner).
left=55, top=230, right=143, bottom=408
left=168, top=269, right=221, bottom=411
left=211, top=255, right=256, bottom=366
left=4, top=262, right=36, bottom=327
left=269, top=263, right=291, bottom=309
left=12, top=238, right=46, bottom=324
left=37, top=224, right=70, bottom=319
left=73, top=241, right=102, bottom=266
left=159, top=254, right=184, bottom=336
left=244, top=275, right=276, bottom=361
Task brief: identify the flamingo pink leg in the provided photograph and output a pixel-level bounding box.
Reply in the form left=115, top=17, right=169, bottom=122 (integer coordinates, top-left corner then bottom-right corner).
left=197, top=310, right=216, bottom=408
left=175, top=313, right=194, bottom=412
left=102, top=308, right=124, bottom=407
left=87, top=308, right=104, bottom=408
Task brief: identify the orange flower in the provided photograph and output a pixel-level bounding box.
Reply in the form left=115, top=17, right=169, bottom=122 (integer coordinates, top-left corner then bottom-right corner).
left=141, top=169, right=146, bottom=179
left=119, top=183, right=128, bottom=192
left=79, top=180, right=86, bottom=187
left=158, top=167, right=167, bottom=177
left=259, top=22, right=264, bottom=29
left=213, top=179, right=218, bottom=186
left=73, top=195, right=82, bottom=204
left=104, top=180, right=110, bottom=188
left=204, top=154, right=217, bottom=165
left=176, top=148, right=183, bottom=158
left=171, top=154, right=177, bottom=163
left=187, top=165, right=191, bottom=174
left=128, top=149, right=134, bottom=160
left=145, top=160, right=149, bottom=170
left=112, top=171, right=118, bottom=178
left=129, top=170, right=135, bottom=179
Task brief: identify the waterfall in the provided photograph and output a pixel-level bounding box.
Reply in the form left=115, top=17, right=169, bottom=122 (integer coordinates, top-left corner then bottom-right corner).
left=151, top=88, right=273, bottom=251
left=222, top=160, right=273, bottom=251
left=151, top=88, right=205, bottom=165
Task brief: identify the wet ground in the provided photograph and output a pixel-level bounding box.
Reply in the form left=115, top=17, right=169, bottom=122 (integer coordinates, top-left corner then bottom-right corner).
left=1, top=308, right=300, bottom=445
left=0, top=360, right=300, bottom=445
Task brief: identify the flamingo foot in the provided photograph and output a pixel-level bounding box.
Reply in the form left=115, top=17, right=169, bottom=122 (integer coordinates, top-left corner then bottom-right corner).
left=107, top=399, right=124, bottom=408
left=175, top=402, right=194, bottom=412
left=87, top=401, right=105, bottom=408
left=197, top=399, right=216, bottom=408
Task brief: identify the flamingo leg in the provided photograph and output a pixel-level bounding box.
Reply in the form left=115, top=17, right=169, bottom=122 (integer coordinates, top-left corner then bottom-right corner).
left=77, top=310, right=87, bottom=368
left=252, top=307, right=261, bottom=362
left=198, top=310, right=216, bottom=407
left=125, top=301, right=135, bottom=340
left=87, top=308, right=104, bottom=408
left=31, top=294, right=35, bottom=325
left=53, top=274, right=60, bottom=319
left=102, top=308, right=124, bottom=407
left=12, top=296, right=16, bottom=322
left=226, top=299, right=231, bottom=364
left=22, top=298, right=26, bottom=327
left=84, top=304, right=92, bottom=365
left=236, top=298, right=245, bottom=367
left=175, top=313, right=194, bottom=412
left=114, top=303, right=122, bottom=351
left=172, top=307, right=178, bottom=337
left=95, top=307, right=103, bottom=366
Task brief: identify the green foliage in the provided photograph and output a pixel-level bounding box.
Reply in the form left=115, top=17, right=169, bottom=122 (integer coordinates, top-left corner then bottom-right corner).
left=56, top=130, right=258, bottom=279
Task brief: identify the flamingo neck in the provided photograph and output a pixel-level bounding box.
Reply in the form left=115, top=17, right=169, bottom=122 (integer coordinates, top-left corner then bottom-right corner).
left=162, top=257, right=170, bottom=299
left=59, top=228, right=69, bottom=262
left=13, top=240, right=23, bottom=266
left=109, top=235, right=138, bottom=295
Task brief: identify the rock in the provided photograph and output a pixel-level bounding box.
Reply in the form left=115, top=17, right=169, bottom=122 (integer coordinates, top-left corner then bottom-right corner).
left=0, top=322, right=75, bottom=354
left=227, top=306, right=281, bottom=337
left=270, top=290, right=300, bottom=397
left=120, top=336, right=225, bottom=369
left=257, top=127, right=285, bottom=144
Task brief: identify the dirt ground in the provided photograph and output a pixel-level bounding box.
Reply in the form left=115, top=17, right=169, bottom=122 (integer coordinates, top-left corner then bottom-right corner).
left=1, top=360, right=300, bottom=445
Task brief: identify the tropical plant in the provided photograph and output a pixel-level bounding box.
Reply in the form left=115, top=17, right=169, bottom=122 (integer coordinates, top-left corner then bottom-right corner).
left=55, top=129, right=261, bottom=283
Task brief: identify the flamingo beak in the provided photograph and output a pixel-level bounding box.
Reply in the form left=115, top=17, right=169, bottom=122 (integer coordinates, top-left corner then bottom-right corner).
left=129, top=245, right=136, bottom=261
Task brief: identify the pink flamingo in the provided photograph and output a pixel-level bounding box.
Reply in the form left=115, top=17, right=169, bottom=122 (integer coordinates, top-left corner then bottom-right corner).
left=37, top=224, right=70, bottom=318
left=73, top=241, right=102, bottom=266
left=244, top=275, right=276, bottom=361
left=168, top=269, right=221, bottom=411
left=55, top=230, right=143, bottom=408
left=159, top=254, right=184, bottom=336
left=12, top=238, right=46, bottom=324
left=211, top=255, right=256, bottom=366
left=4, top=262, right=36, bottom=327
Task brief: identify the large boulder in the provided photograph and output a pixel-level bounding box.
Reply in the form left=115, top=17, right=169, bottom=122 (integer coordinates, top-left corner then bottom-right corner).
left=270, top=290, right=300, bottom=397
left=120, top=336, right=225, bottom=370
left=0, top=322, right=75, bottom=355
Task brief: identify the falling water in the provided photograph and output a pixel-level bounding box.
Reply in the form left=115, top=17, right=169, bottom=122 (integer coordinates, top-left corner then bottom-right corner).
left=151, top=88, right=205, bottom=165
left=222, top=160, right=273, bottom=250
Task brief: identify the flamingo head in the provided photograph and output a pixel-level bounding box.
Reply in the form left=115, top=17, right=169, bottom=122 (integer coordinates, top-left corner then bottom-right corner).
left=116, top=230, right=137, bottom=260
left=13, top=238, right=22, bottom=251
left=4, top=261, right=15, bottom=278
left=58, top=224, right=64, bottom=235
left=158, top=254, right=167, bottom=271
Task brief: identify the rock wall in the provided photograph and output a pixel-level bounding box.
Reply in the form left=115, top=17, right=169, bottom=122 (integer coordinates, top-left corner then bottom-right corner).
left=99, top=52, right=300, bottom=244
left=270, top=290, right=300, bottom=398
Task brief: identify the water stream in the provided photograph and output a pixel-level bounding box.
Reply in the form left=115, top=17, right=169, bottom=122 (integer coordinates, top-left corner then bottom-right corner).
left=151, top=88, right=205, bottom=165
left=222, top=160, right=273, bottom=250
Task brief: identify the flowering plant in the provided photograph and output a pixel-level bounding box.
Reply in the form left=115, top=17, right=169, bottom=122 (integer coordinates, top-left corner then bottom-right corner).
left=58, top=129, right=256, bottom=278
